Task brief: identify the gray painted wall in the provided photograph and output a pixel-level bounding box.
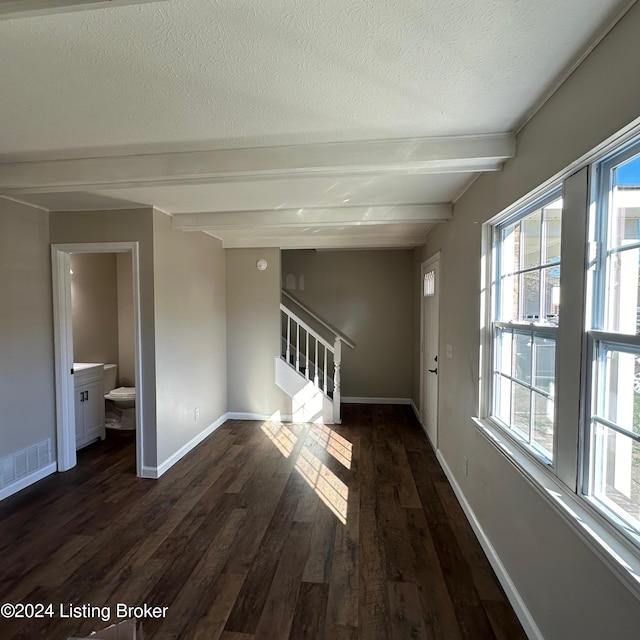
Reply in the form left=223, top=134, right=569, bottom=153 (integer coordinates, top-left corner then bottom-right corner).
left=226, top=248, right=290, bottom=416
left=70, top=252, right=119, bottom=367
left=416, top=4, right=640, bottom=638
left=0, top=198, right=56, bottom=458
left=68, top=252, right=135, bottom=387
left=282, top=249, right=413, bottom=399
left=117, top=253, right=135, bottom=386
left=152, top=210, right=228, bottom=465
left=50, top=208, right=159, bottom=467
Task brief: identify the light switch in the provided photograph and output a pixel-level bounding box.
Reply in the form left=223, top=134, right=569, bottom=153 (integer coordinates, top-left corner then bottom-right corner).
left=446, top=344, right=453, bottom=359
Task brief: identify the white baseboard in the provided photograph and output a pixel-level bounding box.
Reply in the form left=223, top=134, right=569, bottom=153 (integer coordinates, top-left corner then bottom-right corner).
left=410, top=399, right=422, bottom=423
left=435, top=450, right=544, bottom=640
left=143, top=413, right=229, bottom=479
left=227, top=412, right=293, bottom=422
left=0, top=462, right=57, bottom=501
left=341, top=397, right=411, bottom=405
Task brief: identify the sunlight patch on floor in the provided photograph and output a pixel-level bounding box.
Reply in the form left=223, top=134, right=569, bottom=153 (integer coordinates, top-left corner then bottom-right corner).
left=261, top=421, right=298, bottom=458
left=261, top=419, right=351, bottom=524
left=295, top=445, right=348, bottom=524
left=308, top=423, right=353, bottom=469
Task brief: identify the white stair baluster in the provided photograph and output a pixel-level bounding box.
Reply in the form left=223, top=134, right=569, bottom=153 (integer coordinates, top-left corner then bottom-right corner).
left=296, top=323, right=300, bottom=371
left=305, top=331, right=310, bottom=380
left=323, top=345, right=328, bottom=394
left=286, top=315, right=291, bottom=364
left=333, top=338, right=342, bottom=424
left=314, top=338, right=319, bottom=387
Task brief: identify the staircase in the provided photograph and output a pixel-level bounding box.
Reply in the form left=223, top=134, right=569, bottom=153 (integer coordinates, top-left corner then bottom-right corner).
left=275, top=291, right=354, bottom=424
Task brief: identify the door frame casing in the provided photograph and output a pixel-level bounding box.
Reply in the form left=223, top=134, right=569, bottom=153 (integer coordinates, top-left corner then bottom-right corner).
left=420, top=251, right=440, bottom=448
left=51, top=242, right=144, bottom=476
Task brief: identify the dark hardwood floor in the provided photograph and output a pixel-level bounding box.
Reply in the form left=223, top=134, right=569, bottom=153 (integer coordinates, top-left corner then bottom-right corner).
left=0, top=404, right=527, bottom=640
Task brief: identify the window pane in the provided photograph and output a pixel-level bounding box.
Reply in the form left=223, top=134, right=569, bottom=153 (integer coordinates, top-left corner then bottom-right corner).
left=521, top=271, right=540, bottom=321
left=513, top=332, right=532, bottom=384
left=533, top=391, right=554, bottom=460
left=543, top=203, right=562, bottom=264
left=533, top=335, right=555, bottom=393
left=601, top=348, right=640, bottom=436
left=541, top=265, right=561, bottom=323
left=495, top=327, right=512, bottom=375
left=494, top=374, right=511, bottom=425
left=501, top=222, right=520, bottom=275
left=423, top=270, right=435, bottom=297
left=591, top=422, right=640, bottom=532
left=512, top=382, right=530, bottom=440
left=522, top=210, right=541, bottom=269
left=499, top=274, right=518, bottom=321
left=609, top=154, right=640, bottom=250
left=605, top=249, right=640, bottom=334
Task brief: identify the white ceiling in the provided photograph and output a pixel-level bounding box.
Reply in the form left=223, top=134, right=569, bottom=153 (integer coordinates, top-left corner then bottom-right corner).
left=0, top=0, right=631, bottom=248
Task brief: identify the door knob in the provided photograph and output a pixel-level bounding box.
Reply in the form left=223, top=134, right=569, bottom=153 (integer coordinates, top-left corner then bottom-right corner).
left=428, top=368, right=438, bottom=374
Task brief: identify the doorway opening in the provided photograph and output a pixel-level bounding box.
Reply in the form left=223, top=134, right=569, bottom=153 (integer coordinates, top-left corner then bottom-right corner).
left=51, top=242, right=144, bottom=477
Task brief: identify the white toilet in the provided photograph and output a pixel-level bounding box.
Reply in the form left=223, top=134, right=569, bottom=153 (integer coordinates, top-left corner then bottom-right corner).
left=103, top=364, right=136, bottom=430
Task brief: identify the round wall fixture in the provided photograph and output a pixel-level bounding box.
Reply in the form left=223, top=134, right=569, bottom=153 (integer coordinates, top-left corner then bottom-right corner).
left=256, top=258, right=268, bottom=271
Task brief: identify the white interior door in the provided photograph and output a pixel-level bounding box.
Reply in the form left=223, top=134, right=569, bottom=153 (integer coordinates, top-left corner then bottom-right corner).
left=422, top=255, right=440, bottom=448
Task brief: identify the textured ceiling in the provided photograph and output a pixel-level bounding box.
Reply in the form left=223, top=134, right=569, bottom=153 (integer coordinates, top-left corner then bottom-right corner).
left=0, top=0, right=631, bottom=247
left=0, top=0, right=629, bottom=157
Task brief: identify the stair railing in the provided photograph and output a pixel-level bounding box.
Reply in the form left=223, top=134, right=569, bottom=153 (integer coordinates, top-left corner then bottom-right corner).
left=281, top=290, right=355, bottom=350
left=280, top=303, right=345, bottom=423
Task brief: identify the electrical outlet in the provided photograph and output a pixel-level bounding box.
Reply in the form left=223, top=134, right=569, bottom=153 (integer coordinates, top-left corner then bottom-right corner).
left=194, top=407, right=200, bottom=421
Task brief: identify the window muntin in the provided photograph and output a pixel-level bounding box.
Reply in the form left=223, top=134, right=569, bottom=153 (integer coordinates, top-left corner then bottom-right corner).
left=491, top=192, right=562, bottom=463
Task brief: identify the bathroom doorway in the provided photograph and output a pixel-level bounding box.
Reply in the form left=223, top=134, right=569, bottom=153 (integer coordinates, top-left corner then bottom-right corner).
left=51, top=242, right=144, bottom=477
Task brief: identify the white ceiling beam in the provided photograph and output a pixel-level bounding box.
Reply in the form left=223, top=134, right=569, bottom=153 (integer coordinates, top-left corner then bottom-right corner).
left=217, top=232, right=432, bottom=250
left=0, top=134, right=515, bottom=194
left=0, top=0, right=165, bottom=19
left=172, top=204, right=451, bottom=232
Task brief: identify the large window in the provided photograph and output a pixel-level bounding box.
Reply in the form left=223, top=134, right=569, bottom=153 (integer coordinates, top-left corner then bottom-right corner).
left=491, top=191, right=563, bottom=463
left=586, top=148, right=640, bottom=544
left=485, top=135, right=640, bottom=556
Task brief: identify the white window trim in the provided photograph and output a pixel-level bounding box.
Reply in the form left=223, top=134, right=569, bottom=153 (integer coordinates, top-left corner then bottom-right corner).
left=473, top=416, right=640, bottom=600
left=580, top=139, right=640, bottom=551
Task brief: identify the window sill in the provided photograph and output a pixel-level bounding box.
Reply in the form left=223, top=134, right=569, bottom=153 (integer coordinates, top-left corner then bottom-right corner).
left=472, top=416, right=640, bottom=602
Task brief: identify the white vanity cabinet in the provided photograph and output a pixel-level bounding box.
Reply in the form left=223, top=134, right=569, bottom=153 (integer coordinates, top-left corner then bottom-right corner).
left=73, top=363, right=105, bottom=448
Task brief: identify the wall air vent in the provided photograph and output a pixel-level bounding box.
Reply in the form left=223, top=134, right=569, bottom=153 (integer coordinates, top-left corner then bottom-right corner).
left=0, top=0, right=166, bottom=20
left=0, top=439, right=52, bottom=489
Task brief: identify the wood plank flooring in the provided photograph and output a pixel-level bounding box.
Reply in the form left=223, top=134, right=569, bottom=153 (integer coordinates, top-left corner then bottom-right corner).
left=0, top=404, right=527, bottom=640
